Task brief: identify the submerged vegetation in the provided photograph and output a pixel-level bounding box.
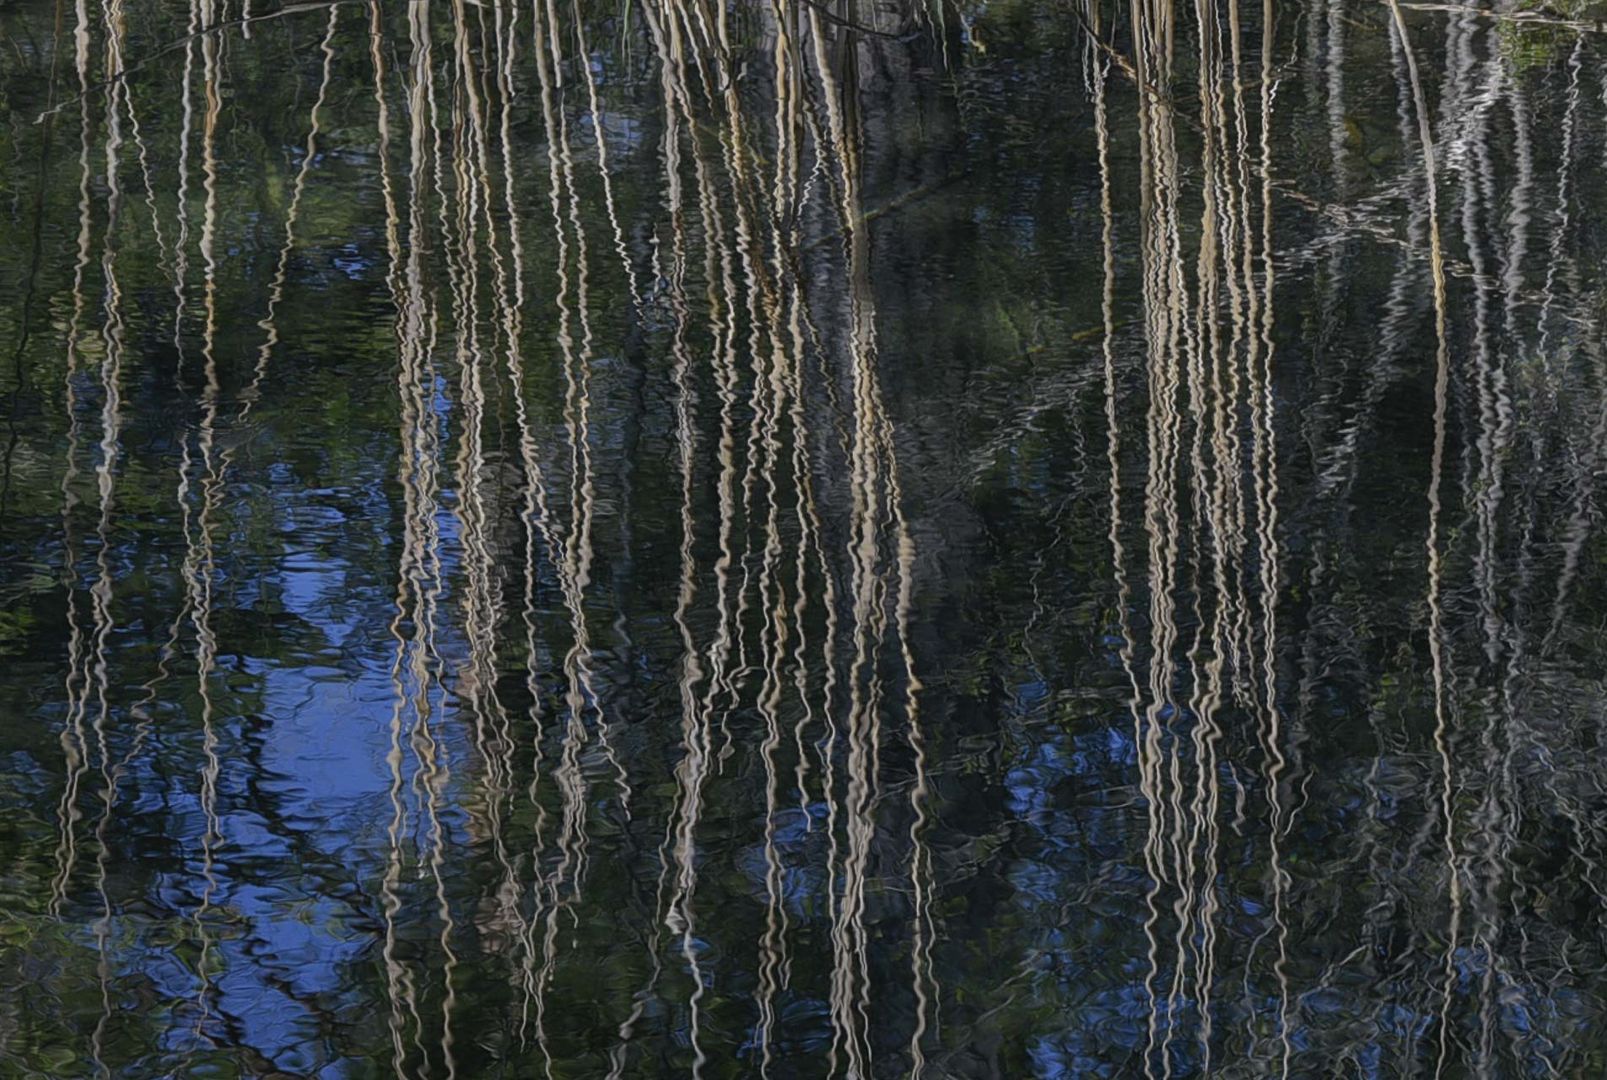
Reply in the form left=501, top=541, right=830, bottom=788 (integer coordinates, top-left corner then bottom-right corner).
left=2, top=0, right=1607, bottom=1075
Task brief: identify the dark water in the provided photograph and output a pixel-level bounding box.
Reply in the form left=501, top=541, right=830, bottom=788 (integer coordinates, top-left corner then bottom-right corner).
left=3, top=0, right=1607, bottom=1075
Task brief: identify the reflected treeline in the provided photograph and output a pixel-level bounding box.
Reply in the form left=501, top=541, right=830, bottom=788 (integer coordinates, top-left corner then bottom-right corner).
left=331, top=0, right=934, bottom=1074
left=1074, top=0, right=1607, bottom=1075
left=9, top=0, right=937, bottom=1075
left=1090, top=0, right=1290, bottom=1072
left=5, top=0, right=1607, bottom=1075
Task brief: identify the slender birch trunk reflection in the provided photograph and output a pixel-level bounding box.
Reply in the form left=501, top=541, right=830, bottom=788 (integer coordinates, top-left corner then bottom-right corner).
left=59, top=10, right=136, bottom=1048
left=524, top=3, right=619, bottom=1063
left=51, top=0, right=99, bottom=922
left=187, top=0, right=225, bottom=1039
left=379, top=7, right=454, bottom=1073
left=369, top=4, right=423, bottom=1072
left=605, top=6, right=699, bottom=1071
left=1385, top=4, right=1458, bottom=1074
left=85, top=0, right=131, bottom=965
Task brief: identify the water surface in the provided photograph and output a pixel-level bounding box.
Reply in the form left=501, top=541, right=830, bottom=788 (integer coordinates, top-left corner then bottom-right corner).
left=4, top=0, right=1607, bottom=1075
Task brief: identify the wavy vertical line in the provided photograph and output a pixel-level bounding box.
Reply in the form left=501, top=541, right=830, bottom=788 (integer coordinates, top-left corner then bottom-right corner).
left=50, top=0, right=99, bottom=922
left=371, top=2, right=428, bottom=1072
left=1385, top=4, right=1459, bottom=1074
left=187, top=0, right=225, bottom=1042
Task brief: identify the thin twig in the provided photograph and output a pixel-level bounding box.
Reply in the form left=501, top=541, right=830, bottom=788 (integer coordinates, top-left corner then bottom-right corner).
left=1396, top=1, right=1607, bottom=33
left=797, top=0, right=909, bottom=40
left=1064, top=0, right=1187, bottom=120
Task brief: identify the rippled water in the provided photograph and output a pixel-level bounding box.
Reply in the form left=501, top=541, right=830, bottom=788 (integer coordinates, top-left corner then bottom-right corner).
left=4, top=0, right=1607, bottom=1075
